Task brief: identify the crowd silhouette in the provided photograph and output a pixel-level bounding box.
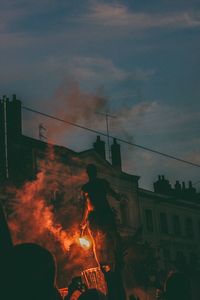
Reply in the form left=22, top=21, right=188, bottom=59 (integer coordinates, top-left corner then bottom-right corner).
left=0, top=199, right=194, bottom=300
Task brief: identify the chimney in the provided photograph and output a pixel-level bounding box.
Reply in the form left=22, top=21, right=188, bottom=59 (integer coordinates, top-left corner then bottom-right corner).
left=0, top=95, right=22, bottom=181
left=188, top=181, right=196, bottom=195
left=111, top=138, right=122, bottom=171
left=174, top=180, right=181, bottom=194
left=0, top=94, right=22, bottom=140
left=182, top=182, right=186, bottom=191
left=93, top=136, right=106, bottom=159
left=154, top=175, right=172, bottom=195
left=9, top=94, right=22, bottom=139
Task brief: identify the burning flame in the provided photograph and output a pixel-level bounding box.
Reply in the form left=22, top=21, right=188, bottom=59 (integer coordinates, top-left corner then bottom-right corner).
left=79, top=237, right=91, bottom=249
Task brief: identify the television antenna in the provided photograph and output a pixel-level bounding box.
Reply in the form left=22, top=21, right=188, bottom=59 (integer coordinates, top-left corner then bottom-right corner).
left=95, top=111, right=117, bottom=160
left=39, top=123, right=47, bottom=141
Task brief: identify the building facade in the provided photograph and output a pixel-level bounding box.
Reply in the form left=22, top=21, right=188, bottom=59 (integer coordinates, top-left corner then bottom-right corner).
left=139, top=176, right=200, bottom=272
left=0, top=95, right=200, bottom=275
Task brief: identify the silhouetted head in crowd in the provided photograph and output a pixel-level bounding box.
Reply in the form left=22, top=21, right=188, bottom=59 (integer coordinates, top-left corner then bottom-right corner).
left=65, top=276, right=86, bottom=300
left=164, top=270, right=190, bottom=300
left=8, top=243, right=61, bottom=300
left=13, top=243, right=55, bottom=285
left=78, top=288, right=107, bottom=300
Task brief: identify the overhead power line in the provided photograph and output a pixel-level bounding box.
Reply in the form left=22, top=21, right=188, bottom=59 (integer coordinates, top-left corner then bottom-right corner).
left=22, top=106, right=200, bottom=168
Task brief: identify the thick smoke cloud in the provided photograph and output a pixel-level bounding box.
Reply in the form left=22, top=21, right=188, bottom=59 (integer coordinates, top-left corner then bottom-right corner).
left=6, top=145, right=97, bottom=286
left=45, top=80, right=157, bottom=145
left=23, top=79, right=158, bottom=153
left=45, top=80, right=109, bottom=140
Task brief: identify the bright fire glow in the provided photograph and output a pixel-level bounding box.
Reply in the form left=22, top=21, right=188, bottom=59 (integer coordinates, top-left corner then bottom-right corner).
left=79, top=237, right=91, bottom=249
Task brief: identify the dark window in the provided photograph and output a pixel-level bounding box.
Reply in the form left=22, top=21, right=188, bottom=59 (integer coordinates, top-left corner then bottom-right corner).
left=198, top=220, right=200, bottom=237
left=163, top=248, right=171, bottom=261
left=163, top=249, right=171, bottom=269
left=175, top=251, right=186, bottom=266
left=190, top=253, right=198, bottom=268
left=120, top=203, right=129, bottom=226
left=172, top=215, right=181, bottom=236
left=185, top=218, right=194, bottom=238
left=160, top=212, right=168, bottom=234
left=145, top=209, right=154, bottom=232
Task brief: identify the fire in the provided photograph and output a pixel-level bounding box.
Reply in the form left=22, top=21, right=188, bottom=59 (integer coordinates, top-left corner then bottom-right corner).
left=79, top=236, right=91, bottom=249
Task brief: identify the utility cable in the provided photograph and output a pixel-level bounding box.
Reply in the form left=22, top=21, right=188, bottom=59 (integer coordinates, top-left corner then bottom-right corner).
left=22, top=106, right=200, bottom=168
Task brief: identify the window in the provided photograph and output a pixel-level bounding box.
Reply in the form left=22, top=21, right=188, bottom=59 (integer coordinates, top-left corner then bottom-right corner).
left=190, top=253, right=198, bottom=268
left=163, top=248, right=171, bottom=261
left=198, top=220, right=200, bottom=237
left=185, top=218, right=194, bottom=238
left=120, top=203, right=129, bottom=226
left=145, top=209, right=154, bottom=232
left=175, top=251, right=186, bottom=266
left=172, top=215, right=181, bottom=236
left=160, top=212, right=168, bottom=234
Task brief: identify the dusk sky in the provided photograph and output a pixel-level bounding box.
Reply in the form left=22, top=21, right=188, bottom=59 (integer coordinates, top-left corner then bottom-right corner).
left=1, top=0, right=200, bottom=190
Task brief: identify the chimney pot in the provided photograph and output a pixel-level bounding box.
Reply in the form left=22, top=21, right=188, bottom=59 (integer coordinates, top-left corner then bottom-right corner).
left=111, top=138, right=122, bottom=171
left=93, top=136, right=106, bottom=159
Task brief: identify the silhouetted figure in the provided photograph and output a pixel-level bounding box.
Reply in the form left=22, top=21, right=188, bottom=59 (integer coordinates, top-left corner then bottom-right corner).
left=81, top=164, right=120, bottom=233
left=78, top=288, right=107, bottom=300
left=0, top=203, right=13, bottom=299
left=8, top=243, right=62, bottom=300
left=65, top=276, right=86, bottom=300
left=129, top=295, right=140, bottom=300
left=0, top=203, right=13, bottom=253
left=81, top=164, right=122, bottom=266
left=81, top=164, right=126, bottom=300
left=164, top=270, right=191, bottom=300
left=0, top=203, right=61, bottom=300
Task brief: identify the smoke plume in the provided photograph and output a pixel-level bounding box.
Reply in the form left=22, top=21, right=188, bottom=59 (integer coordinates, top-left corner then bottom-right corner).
left=6, top=145, right=95, bottom=286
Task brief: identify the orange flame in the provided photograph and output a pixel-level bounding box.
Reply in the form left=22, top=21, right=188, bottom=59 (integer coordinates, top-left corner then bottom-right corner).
left=79, top=237, right=91, bottom=249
